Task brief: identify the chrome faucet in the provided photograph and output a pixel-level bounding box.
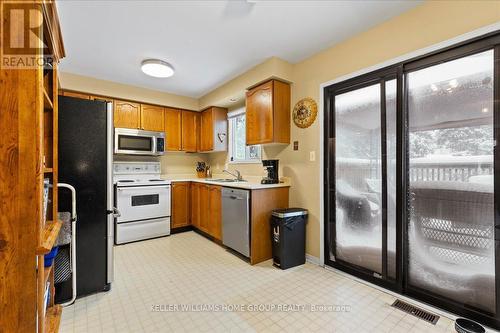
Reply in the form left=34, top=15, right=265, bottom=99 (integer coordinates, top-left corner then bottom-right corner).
left=223, top=169, right=243, bottom=181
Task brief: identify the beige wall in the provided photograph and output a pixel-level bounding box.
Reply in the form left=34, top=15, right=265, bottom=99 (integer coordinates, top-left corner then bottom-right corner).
left=160, top=153, right=207, bottom=175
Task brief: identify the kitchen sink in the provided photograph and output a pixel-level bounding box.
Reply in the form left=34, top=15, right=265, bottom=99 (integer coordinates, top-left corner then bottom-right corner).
left=205, top=178, right=247, bottom=183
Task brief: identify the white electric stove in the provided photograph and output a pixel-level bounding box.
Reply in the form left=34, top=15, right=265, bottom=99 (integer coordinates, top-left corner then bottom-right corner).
left=113, top=162, right=171, bottom=244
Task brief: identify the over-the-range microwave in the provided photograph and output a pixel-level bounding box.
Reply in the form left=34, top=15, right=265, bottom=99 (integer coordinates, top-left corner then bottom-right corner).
left=114, top=128, right=165, bottom=156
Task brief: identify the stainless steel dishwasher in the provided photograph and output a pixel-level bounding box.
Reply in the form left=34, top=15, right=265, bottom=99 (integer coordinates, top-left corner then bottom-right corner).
left=222, top=187, right=250, bottom=257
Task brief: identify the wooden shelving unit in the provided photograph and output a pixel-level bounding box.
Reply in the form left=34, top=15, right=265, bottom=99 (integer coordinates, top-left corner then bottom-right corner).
left=38, top=45, right=62, bottom=333
left=0, top=2, right=65, bottom=332
left=45, top=305, right=62, bottom=333
left=37, top=220, right=63, bottom=254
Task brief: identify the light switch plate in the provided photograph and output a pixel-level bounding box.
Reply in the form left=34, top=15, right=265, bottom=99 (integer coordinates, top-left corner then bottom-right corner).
left=309, top=151, right=316, bottom=162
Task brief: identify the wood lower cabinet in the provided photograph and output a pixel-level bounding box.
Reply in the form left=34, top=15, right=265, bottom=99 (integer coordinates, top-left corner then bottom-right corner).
left=141, top=104, right=165, bottom=132
left=246, top=79, right=290, bottom=145
left=114, top=100, right=140, bottom=129
left=171, top=182, right=191, bottom=228
left=164, top=108, right=182, bottom=151
left=190, top=182, right=200, bottom=229
left=181, top=111, right=199, bottom=152
left=250, top=187, right=289, bottom=265
left=208, top=186, right=222, bottom=240
left=174, top=182, right=221, bottom=240
left=198, top=184, right=210, bottom=233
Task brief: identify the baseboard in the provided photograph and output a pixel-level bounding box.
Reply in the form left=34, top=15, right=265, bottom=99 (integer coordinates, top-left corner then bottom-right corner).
left=306, top=254, right=320, bottom=265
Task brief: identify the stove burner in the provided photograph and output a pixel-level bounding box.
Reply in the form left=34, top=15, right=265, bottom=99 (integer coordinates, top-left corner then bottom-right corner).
left=118, top=180, right=134, bottom=183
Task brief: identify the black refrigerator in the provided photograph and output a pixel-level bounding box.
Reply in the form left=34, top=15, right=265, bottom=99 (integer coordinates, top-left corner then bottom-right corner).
left=56, top=96, right=114, bottom=302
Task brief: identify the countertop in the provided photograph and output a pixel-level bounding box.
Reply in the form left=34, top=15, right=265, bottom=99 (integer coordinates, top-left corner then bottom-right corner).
left=160, top=174, right=291, bottom=190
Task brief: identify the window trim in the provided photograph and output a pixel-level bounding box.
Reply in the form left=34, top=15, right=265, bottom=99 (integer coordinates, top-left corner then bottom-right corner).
left=228, top=112, right=262, bottom=164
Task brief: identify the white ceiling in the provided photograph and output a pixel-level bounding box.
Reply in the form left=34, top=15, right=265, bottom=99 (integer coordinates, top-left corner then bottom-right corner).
left=57, top=0, right=421, bottom=98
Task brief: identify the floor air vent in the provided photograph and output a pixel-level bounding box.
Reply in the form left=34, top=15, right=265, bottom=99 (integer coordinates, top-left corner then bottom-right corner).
left=391, top=300, right=439, bottom=325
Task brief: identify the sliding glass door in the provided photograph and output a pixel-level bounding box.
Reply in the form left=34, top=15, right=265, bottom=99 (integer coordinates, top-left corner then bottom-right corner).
left=324, top=34, right=500, bottom=328
left=326, top=71, right=397, bottom=285
left=406, top=50, right=496, bottom=313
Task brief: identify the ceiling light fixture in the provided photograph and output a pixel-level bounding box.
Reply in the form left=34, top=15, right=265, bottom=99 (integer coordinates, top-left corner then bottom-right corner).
left=141, top=59, right=174, bottom=78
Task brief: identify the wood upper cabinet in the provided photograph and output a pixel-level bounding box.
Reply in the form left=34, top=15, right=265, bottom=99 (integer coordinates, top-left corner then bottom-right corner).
left=198, top=184, right=210, bottom=232
left=171, top=182, right=191, bottom=229
left=60, top=91, right=113, bottom=104
left=164, top=108, right=182, bottom=151
left=114, top=100, right=140, bottom=129
left=61, top=90, right=90, bottom=100
left=208, top=185, right=222, bottom=240
left=199, top=106, right=228, bottom=152
left=246, top=79, right=290, bottom=145
left=141, top=104, right=165, bottom=132
left=200, top=109, right=212, bottom=151
left=182, top=111, right=199, bottom=152
left=90, top=95, right=113, bottom=103
left=191, top=183, right=200, bottom=229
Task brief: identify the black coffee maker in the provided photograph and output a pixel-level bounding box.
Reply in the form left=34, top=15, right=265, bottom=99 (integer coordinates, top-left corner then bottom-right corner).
left=261, top=159, right=279, bottom=184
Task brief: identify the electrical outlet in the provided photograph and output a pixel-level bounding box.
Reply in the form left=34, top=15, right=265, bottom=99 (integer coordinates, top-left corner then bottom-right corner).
left=309, top=151, right=316, bottom=162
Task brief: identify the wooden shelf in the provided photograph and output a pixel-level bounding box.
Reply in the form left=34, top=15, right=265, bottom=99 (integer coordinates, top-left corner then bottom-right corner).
left=43, top=167, right=53, bottom=173
left=43, top=264, right=53, bottom=286
left=45, top=305, right=62, bottom=333
left=37, top=220, right=62, bottom=255
left=43, top=88, right=54, bottom=110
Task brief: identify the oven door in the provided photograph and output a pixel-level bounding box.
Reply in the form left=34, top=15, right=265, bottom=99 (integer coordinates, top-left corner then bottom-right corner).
left=116, top=185, right=170, bottom=223
left=114, top=128, right=156, bottom=155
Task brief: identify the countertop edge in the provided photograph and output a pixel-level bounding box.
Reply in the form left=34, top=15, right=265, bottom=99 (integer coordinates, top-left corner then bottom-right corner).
left=160, top=176, right=291, bottom=190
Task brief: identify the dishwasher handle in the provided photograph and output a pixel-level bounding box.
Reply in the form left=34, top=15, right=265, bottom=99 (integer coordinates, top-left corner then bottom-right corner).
left=229, top=195, right=244, bottom=200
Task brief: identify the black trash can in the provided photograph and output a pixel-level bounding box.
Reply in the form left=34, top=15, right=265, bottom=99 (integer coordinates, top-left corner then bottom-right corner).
left=271, top=208, right=308, bottom=269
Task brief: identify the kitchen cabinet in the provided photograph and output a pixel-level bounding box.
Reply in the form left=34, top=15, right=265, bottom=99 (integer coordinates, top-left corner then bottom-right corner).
left=191, top=182, right=200, bottom=229
left=60, top=90, right=113, bottom=104
left=115, top=100, right=166, bottom=131
left=141, top=104, right=165, bottom=132
left=208, top=185, right=222, bottom=240
left=114, top=100, right=141, bottom=129
left=171, top=182, right=191, bottom=229
left=245, top=79, right=290, bottom=145
left=182, top=111, right=199, bottom=152
left=199, top=184, right=210, bottom=233
left=164, top=108, right=182, bottom=151
left=199, top=106, right=228, bottom=152
left=90, top=95, right=113, bottom=103
left=61, top=90, right=90, bottom=100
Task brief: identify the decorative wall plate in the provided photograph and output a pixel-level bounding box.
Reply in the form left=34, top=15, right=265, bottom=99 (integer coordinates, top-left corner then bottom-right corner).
left=293, top=97, right=317, bottom=128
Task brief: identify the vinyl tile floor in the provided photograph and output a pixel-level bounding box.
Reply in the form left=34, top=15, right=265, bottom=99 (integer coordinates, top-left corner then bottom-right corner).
left=60, top=231, right=465, bottom=333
